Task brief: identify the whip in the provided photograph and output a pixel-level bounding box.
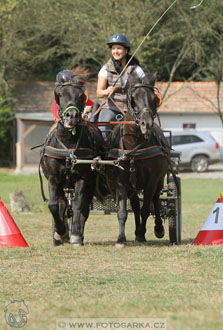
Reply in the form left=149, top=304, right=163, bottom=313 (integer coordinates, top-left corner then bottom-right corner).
left=114, top=0, right=178, bottom=86
left=89, top=0, right=204, bottom=120
left=113, top=0, right=205, bottom=88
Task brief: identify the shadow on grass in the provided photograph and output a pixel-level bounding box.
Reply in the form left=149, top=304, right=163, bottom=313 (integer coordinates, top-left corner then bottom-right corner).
left=85, top=238, right=194, bottom=247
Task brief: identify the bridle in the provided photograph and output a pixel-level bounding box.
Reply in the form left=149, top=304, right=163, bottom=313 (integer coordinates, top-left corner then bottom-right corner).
left=127, top=84, right=159, bottom=125
left=54, top=80, right=86, bottom=119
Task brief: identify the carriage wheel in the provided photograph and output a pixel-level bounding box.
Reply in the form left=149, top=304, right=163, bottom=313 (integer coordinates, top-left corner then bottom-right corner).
left=167, top=175, right=182, bottom=245
left=65, top=209, right=73, bottom=240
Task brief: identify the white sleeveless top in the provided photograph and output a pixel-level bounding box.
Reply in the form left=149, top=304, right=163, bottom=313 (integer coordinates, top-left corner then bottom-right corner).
left=98, top=65, right=145, bottom=88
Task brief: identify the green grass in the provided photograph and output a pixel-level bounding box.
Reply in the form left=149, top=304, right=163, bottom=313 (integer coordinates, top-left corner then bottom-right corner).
left=0, top=172, right=223, bottom=330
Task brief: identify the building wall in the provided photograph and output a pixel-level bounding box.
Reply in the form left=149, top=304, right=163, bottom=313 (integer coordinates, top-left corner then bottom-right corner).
left=159, top=112, right=223, bottom=131
left=16, top=118, right=54, bottom=171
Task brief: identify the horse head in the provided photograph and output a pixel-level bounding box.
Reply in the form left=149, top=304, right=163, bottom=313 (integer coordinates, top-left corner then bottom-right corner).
left=127, top=72, right=161, bottom=136
left=54, top=69, right=88, bottom=130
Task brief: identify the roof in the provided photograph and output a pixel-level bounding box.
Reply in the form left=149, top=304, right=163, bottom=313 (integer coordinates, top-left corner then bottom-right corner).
left=13, top=81, right=55, bottom=112
left=13, top=81, right=98, bottom=113
left=13, top=81, right=223, bottom=114
left=157, top=81, right=223, bottom=113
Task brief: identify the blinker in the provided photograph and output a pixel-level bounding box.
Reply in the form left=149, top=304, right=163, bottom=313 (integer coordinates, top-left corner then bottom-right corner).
left=156, top=93, right=162, bottom=107
left=84, top=90, right=88, bottom=102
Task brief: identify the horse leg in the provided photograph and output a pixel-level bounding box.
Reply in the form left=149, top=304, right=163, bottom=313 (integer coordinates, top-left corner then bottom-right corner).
left=79, top=189, right=94, bottom=244
left=129, top=193, right=141, bottom=241
left=138, top=184, right=157, bottom=242
left=116, top=183, right=128, bottom=248
left=70, top=180, right=89, bottom=246
left=153, top=181, right=165, bottom=239
left=48, top=180, right=68, bottom=245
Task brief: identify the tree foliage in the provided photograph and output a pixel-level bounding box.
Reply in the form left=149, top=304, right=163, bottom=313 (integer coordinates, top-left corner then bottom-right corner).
left=0, top=0, right=222, bottom=82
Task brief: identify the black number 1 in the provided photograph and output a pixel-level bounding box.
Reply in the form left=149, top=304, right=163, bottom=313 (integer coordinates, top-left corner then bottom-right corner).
left=213, top=207, right=220, bottom=224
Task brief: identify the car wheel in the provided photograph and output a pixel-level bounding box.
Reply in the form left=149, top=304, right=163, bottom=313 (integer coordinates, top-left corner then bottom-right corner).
left=191, top=155, right=208, bottom=172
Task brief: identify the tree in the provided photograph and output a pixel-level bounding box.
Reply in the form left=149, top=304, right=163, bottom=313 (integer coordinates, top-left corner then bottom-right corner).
left=192, top=0, right=223, bottom=125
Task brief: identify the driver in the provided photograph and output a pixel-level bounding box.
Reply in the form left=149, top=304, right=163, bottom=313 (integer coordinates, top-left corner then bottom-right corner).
left=96, top=33, right=145, bottom=139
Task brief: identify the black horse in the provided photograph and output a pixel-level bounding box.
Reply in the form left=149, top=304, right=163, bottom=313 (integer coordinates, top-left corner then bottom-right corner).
left=105, top=73, right=170, bottom=246
left=40, top=69, right=105, bottom=246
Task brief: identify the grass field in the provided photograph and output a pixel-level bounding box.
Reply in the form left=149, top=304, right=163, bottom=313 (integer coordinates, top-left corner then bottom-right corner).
left=0, top=172, right=223, bottom=330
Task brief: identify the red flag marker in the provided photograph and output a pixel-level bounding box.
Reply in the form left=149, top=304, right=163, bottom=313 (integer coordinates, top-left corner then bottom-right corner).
left=0, top=201, right=28, bottom=247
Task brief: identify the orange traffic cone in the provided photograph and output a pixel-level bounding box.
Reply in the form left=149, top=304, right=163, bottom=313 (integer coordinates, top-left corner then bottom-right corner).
left=0, top=201, right=28, bottom=247
left=193, top=193, right=223, bottom=245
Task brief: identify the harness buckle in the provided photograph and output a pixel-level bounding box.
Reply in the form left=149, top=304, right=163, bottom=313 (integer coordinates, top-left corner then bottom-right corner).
left=116, top=113, right=123, bottom=121
left=70, top=151, right=77, bottom=169
left=66, top=157, right=71, bottom=169
left=91, top=156, right=101, bottom=171
left=130, top=158, right=135, bottom=172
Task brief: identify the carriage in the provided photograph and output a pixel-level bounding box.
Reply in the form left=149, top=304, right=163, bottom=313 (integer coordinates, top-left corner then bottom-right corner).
left=39, top=69, right=182, bottom=246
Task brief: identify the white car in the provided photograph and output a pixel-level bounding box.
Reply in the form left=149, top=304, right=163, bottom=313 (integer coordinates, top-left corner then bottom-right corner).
left=165, top=131, right=220, bottom=172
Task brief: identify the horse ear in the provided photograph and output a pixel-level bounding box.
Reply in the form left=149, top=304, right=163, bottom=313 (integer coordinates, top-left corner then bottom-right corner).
left=156, top=93, right=162, bottom=107
left=148, top=72, right=157, bottom=87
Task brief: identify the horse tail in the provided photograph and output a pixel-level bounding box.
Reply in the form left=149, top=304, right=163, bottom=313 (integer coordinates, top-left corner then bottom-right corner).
left=39, top=156, right=48, bottom=202
left=94, top=172, right=108, bottom=202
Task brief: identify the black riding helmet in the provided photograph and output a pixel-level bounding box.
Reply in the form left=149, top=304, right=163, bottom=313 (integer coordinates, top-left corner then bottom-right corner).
left=107, top=34, right=131, bottom=51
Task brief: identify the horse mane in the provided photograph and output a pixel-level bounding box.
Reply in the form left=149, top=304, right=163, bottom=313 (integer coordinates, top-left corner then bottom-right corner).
left=128, top=71, right=158, bottom=88
left=56, top=67, right=88, bottom=87
left=128, top=71, right=142, bottom=86
left=71, top=67, right=89, bottom=85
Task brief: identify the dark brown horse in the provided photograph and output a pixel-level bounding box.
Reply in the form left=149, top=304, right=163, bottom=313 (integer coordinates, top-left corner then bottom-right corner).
left=40, top=69, right=105, bottom=246
left=105, top=73, right=170, bottom=246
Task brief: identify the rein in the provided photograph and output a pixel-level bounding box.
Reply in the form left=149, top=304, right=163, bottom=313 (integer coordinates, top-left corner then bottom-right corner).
left=86, top=83, right=160, bottom=127
left=85, top=120, right=135, bottom=126
left=87, top=87, right=119, bottom=121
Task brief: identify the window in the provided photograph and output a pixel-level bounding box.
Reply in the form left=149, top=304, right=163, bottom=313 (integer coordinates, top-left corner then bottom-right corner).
left=172, top=134, right=203, bottom=146
left=190, top=135, right=203, bottom=143
left=22, top=120, right=54, bottom=165
left=172, top=135, right=191, bottom=145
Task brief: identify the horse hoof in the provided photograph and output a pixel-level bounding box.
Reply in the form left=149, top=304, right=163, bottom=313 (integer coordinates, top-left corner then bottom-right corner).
left=135, top=236, right=146, bottom=243
left=53, top=238, right=63, bottom=246
left=115, top=243, right=126, bottom=249
left=54, top=230, right=69, bottom=245
left=154, top=226, right=165, bottom=239
left=54, top=231, right=67, bottom=245
left=134, top=240, right=143, bottom=246
left=70, top=235, right=83, bottom=246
